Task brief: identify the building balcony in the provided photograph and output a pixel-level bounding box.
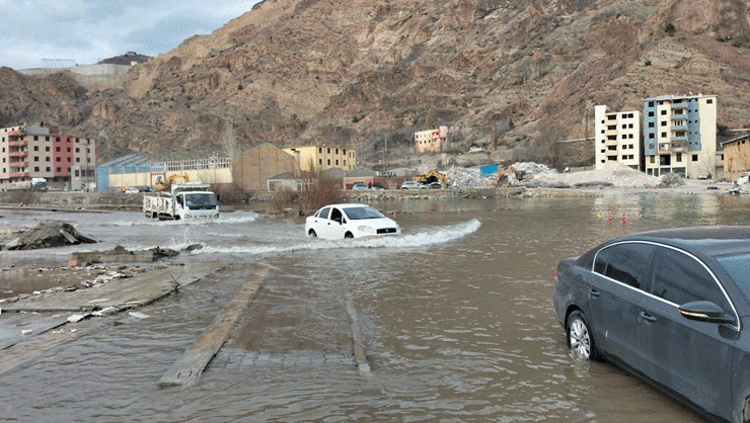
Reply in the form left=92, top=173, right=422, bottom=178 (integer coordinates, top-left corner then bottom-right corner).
left=671, top=102, right=688, bottom=110
left=671, top=141, right=687, bottom=153
left=8, top=129, right=26, bottom=137
left=9, top=161, right=29, bottom=168
left=671, top=124, right=687, bottom=131
left=671, top=135, right=688, bottom=142
left=671, top=113, right=687, bottom=121
left=9, top=171, right=29, bottom=178
left=8, top=139, right=28, bottom=147
left=605, top=138, right=619, bottom=146
left=605, top=129, right=618, bottom=136
left=8, top=150, right=29, bottom=158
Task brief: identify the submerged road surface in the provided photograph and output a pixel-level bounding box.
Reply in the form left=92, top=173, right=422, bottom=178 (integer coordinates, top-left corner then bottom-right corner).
left=1, top=192, right=748, bottom=422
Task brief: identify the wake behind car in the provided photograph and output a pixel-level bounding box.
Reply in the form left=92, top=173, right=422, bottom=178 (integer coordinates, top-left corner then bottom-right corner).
left=305, top=203, right=400, bottom=240
left=553, top=226, right=750, bottom=423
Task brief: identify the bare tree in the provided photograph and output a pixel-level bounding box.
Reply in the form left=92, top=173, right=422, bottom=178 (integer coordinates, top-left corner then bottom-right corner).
left=222, top=117, right=241, bottom=160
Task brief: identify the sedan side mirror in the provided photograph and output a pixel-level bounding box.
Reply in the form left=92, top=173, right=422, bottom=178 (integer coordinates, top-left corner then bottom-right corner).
left=678, top=301, right=734, bottom=324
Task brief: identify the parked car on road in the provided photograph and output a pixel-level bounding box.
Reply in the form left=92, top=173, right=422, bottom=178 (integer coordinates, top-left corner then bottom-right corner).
left=553, top=226, right=750, bottom=423
left=305, top=203, right=400, bottom=240
left=400, top=181, right=426, bottom=190
left=352, top=183, right=370, bottom=191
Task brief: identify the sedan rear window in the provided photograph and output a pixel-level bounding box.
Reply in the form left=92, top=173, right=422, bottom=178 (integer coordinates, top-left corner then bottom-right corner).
left=316, top=207, right=330, bottom=219
left=594, top=243, right=655, bottom=290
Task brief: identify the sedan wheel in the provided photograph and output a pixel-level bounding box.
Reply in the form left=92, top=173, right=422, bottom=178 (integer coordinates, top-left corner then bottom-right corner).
left=567, top=311, right=597, bottom=361
left=308, top=230, right=317, bottom=238
left=344, top=232, right=354, bottom=239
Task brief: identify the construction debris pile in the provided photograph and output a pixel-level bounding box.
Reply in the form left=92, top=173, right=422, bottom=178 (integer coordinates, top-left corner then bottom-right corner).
left=4, top=221, right=97, bottom=250
left=444, top=166, right=496, bottom=189
left=532, top=163, right=660, bottom=188
left=511, top=162, right=558, bottom=178
left=439, top=162, right=663, bottom=190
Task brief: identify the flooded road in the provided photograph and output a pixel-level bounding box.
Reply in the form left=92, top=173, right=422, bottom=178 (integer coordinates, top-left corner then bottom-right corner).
left=1, top=192, right=749, bottom=422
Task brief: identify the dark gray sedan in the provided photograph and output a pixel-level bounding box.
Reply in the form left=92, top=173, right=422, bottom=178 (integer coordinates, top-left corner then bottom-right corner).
left=553, top=226, right=750, bottom=423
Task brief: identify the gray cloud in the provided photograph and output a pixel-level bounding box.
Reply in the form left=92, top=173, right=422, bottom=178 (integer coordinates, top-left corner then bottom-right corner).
left=0, top=0, right=262, bottom=69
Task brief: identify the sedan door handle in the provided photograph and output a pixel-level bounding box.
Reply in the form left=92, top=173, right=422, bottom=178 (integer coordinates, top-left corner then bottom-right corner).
left=639, top=311, right=657, bottom=323
left=589, top=288, right=600, bottom=298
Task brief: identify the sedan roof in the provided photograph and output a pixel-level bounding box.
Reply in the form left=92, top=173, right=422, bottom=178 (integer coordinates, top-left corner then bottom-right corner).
left=616, top=226, right=750, bottom=258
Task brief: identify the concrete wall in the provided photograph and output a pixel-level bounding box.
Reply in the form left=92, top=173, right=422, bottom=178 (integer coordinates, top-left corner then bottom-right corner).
left=18, top=64, right=132, bottom=89
left=234, top=144, right=295, bottom=191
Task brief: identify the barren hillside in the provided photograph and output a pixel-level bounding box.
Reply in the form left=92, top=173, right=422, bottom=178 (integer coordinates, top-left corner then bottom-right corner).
left=2, top=0, right=750, bottom=167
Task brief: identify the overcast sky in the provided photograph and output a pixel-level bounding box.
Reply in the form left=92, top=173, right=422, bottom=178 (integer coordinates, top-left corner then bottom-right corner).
left=0, top=0, right=263, bottom=70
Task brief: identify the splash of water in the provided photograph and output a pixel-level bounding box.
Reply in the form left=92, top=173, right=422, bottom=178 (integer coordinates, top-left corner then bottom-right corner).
left=195, top=219, right=482, bottom=255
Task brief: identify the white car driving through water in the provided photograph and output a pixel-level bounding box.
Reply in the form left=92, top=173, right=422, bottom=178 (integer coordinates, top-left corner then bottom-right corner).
left=305, top=203, right=400, bottom=240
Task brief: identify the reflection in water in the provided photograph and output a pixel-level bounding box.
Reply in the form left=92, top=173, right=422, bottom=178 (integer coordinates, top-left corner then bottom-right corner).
left=0, top=193, right=743, bottom=422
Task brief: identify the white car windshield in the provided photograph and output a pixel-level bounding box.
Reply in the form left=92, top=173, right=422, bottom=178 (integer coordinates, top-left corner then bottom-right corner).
left=343, top=206, right=385, bottom=220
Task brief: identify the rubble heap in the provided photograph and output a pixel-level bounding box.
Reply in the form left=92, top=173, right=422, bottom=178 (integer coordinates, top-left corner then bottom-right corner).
left=4, top=221, right=97, bottom=250
left=512, top=162, right=558, bottom=177
left=533, top=163, right=660, bottom=188
left=445, top=166, right=496, bottom=189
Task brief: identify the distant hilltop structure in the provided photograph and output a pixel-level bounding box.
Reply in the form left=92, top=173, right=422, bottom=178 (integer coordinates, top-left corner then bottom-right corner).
left=97, top=51, right=151, bottom=66
left=17, top=52, right=152, bottom=89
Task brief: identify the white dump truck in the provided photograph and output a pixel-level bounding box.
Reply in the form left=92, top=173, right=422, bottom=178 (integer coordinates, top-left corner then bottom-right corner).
left=8, top=177, right=47, bottom=191
left=143, top=182, right=219, bottom=220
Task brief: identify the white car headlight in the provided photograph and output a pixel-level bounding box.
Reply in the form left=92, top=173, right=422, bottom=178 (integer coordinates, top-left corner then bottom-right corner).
left=358, top=225, right=375, bottom=233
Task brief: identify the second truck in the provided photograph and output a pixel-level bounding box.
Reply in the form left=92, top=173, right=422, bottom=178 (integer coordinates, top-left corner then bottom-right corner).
left=143, top=182, right=219, bottom=220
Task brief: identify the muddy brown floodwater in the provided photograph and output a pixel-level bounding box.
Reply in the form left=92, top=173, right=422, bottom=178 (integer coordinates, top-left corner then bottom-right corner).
left=0, top=192, right=748, bottom=422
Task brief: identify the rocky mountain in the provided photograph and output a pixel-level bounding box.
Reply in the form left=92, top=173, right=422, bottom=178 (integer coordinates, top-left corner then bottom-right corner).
left=2, top=0, right=750, bottom=168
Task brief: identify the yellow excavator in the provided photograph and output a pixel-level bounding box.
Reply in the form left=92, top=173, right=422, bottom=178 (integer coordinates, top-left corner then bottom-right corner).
left=153, top=173, right=189, bottom=191
left=413, top=170, right=449, bottom=187
left=496, top=165, right=533, bottom=185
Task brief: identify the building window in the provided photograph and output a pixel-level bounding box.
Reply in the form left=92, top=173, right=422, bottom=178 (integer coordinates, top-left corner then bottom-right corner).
left=76, top=158, right=80, bottom=162
left=692, top=154, right=699, bottom=162
left=46, top=167, right=50, bottom=172
left=650, top=157, right=655, bottom=163
left=327, top=159, right=331, bottom=165
left=34, top=146, right=39, bottom=151
left=56, top=147, right=61, bottom=152
left=34, top=136, right=38, bottom=141
left=56, top=167, right=61, bottom=172
left=67, top=147, right=71, bottom=152
left=46, top=157, right=50, bottom=162
left=648, top=122, right=654, bottom=128
left=661, top=132, right=667, bottom=138
left=661, top=110, right=667, bottom=115
left=676, top=153, right=682, bottom=162
left=327, top=148, right=331, bottom=154
left=661, top=121, right=667, bottom=126
left=45, top=146, right=50, bottom=151
left=34, top=167, right=39, bottom=171
left=56, top=157, right=61, bottom=162
left=707, top=99, right=713, bottom=104
left=319, top=159, right=322, bottom=165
